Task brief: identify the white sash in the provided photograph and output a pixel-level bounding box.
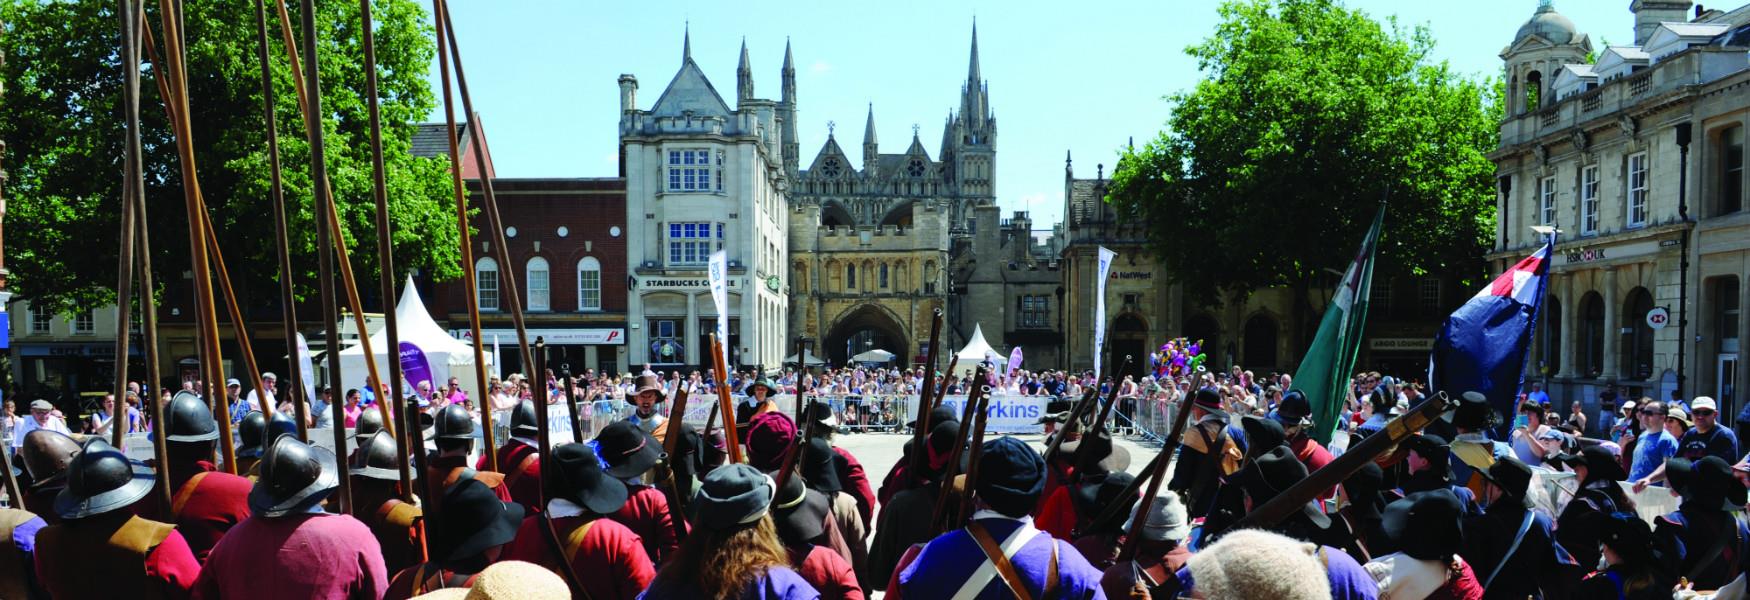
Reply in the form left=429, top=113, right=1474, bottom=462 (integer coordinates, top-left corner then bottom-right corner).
left=951, top=523, right=1044, bottom=600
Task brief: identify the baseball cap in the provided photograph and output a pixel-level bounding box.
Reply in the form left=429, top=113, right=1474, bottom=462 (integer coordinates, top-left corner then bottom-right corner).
left=1693, top=397, right=1718, bottom=413
left=226, top=378, right=242, bottom=387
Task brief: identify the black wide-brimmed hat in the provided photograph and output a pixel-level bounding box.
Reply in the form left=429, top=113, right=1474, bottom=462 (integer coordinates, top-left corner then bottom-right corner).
left=1193, top=387, right=1225, bottom=417
left=349, top=430, right=404, bottom=481
left=1241, top=415, right=1288, bottom=459
left=975, top=436, right=1046, bottom=516
left=1667, top=457, right=1698, bottom=501
left=800, top=437, right=843, bottom=494
left=1452, top=392, right=1501, bottom=430
left=432, top=478, right=525, bottom=563
left=805, top=399, right=839, bottom=429
left=1689, top=456, right=1745, bottom=512
left=249, top=434, right=340, bottom=517
left=1071, top=432, right=1131, bottom=476
left=164, top=391, right=220, bottom=443
left=1072, top=471, right=1138, bottom=529
left=690, top=464, right=775, bottom=531
left=1580, top=444, right=1628, bottom=483
left=1406, top=433, right=1451, bottom=465
left=768, top=469, right=829, bottom=544
left=55, top=438, right=155, bottom=520
left=595, top=420, right=664, bottom=479
left=1598, top=511, right=1659, bottom=565
left=1236, top=446, right=1330, bottom=528
left=551, top=442, right=629, bottom=515
left=1382, top=489, right=1465, bottom=561
left=1478, top=456, right=1533, bottom=499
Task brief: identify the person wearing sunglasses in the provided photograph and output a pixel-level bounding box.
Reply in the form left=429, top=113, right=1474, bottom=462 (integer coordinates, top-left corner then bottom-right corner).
left=1676, top=397, right=1740, bottom=465
left=1629, top=401, right=1681, bottom=492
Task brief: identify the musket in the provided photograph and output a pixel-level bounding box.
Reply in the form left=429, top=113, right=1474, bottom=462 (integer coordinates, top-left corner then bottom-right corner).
left=936, top=355, right=960, bottom=404
left=1088, top=355, right=1134, bottom=436
left=659, top=386, right=692, bottom=543
left=907, top=310, right=945, bottom=483
left=1040, top=387, right=1100, bottom=468
left=1216, top=391, right=1457, bottom=536
left=533, top=339, right=552, bottom=498
left=563, top=365, right=583, bottom=444
left=929, top=366, right=988, bottom=535
left=954, top=369, right=994, bottom=525
left=1114, top=370, right=1201, bottom=560
left=709, top=334, right=743, bottom=464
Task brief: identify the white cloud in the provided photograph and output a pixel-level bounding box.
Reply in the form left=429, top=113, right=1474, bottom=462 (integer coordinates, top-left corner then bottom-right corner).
left=809, top=60, right=832, bottom=74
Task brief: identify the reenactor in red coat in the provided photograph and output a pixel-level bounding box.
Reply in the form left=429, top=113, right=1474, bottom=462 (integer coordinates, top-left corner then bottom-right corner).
left=350, top=430, right=426, bottom=575
left=35, top=438, right=203, bottom=599
left=477, top=399, right=543, bottom=512
left=383, top=478, right=524, bottom=599
left=425, top=404, right=511, bottom=514
left=145, top=391, right=254, bottom=563
left=596, top=419, right=681, bottom=563
left=503, top=442, right=656, bottom=600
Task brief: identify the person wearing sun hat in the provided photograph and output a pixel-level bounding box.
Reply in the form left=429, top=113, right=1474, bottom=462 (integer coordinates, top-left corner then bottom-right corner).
left=1653, top=455, right=1750, bottom=590
left=894, top=435, right=1106, bottom=599
left=503, top=442, right=654, bottom=600
left=1577, top=512, right=1676, bottom=599
left=405, top=560, right=573, bottom=600
left=1099, top=491, right=1192, bottom=599
left=1363, top=489, right=1484, bottom=600
left=1555, top=444, right=1634, bottom=572
left=625, top=374, right=668, bottom=437
left=196, top=434, right=389, bottom=599
left=594, top=419, right=681, bottom=564
left=736, top=373, right=781, bottom=433
left=1068, top=471, right=1139, bottom=571
left=766, top=467, right=862, bottom=599
left=383, top=478, right=525, bottom=599
left=1460, top=456, right=1580, bottom=598
left=1677, top=396, right=1739, bottom=464
left=644, top=463, right=820, bottom=599
left=33, top=437, right=202, bottom=599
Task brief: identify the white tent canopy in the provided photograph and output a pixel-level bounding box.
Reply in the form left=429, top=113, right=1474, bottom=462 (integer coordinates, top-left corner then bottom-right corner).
left=954, top=325, right=1004, bottom=378
left=784, top=350, right=827, bottom=367
left=851, top=348, right=896, bottom=363
left=338, top=276, right=493, bottom=403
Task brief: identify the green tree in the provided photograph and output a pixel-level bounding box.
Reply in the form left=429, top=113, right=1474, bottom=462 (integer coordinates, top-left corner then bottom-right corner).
left=0, top=0, right=460, bottom=315
left=1108, top=0, right=1500, bottom=340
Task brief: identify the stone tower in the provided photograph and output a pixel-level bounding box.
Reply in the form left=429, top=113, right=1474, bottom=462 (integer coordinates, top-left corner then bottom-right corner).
left=1500, top=0, right=1592, bottom=116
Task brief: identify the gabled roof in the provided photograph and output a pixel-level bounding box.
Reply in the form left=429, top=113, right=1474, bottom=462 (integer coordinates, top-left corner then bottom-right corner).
left=1551, top=63, right=1598, bottom=99
left=1594, top=46, right=1650, bottom=80
left=648, top=58, right=733, bottom=118
left=411, top=122, right=470, bottom=159
left=1647, top=21, right=1732, bottom=61
left=805, top=136, right=852, bottom=176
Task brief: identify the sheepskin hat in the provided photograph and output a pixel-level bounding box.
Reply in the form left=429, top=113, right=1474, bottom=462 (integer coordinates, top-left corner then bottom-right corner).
left=1187, top=529, right=1334, bottom=600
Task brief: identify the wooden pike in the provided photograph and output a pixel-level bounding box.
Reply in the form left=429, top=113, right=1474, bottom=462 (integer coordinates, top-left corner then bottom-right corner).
left=122, top=0, right=168, bottom=508
left=1088, top=355, right=1134, bottom=435
left=709, top=334, right=743, bottom=464
left=357, top=0, right=415, bottom=502
left=659, top=386, right=691, bottom=543
left=1216, top=391, right=1457, bottom=536
left=907, top=310, right=944, bottom=480
left=250, top=0, right=307, bottom=440
left=428, top=0, right=496, bottom=470
left=953, top=368, right=994, bottom=525
left=525, top=334, right=590, bottom=598
left=564, top=366, right=583, bottom=444
left=1114, top=375, right=1199, bottom=560
left=109, top=0, right=142, bottom=451
left=929, top=366, right=987, bottom=535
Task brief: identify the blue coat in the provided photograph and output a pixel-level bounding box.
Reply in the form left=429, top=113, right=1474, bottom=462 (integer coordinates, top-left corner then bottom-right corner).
left=898, top=516, right=1106, bottom=599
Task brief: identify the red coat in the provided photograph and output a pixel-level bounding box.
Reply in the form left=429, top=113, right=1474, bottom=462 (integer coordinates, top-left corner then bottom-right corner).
left=1289, top=436, right=1337, bottom=500
left=790, top=543, right=864, bottom=600
left=1034, top=485, right=1079, bottom=541
left=36, top=514, right=201, bottom=600
left=610, top=485, right=682, bottom=563
left=194, top=513, right=387, bottom=600
left=833, top=446, right=876, bottom=529
left=1035, top=462, right=1075, bottom=519
left=382, top=564, right=478, bottom=600
left=426, top=454, right=512, bottom=507
left=147, top=460, right=253, bottom=564
left=479, top=440, right=543, bottom=513
left=503, top=514, right=654, bottom=600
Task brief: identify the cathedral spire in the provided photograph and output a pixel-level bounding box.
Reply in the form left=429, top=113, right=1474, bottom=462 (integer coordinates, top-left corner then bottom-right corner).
left=737, top=38, right=754, bottom=101
left=683, top=23, right=693, bottom=64
left=968, top=20, right=982, bottom=87
left=863, top=103, right=878, bottom=148
left=961, top=22, right=988, bottom=131
left=780, top=37, right=799, bottom=173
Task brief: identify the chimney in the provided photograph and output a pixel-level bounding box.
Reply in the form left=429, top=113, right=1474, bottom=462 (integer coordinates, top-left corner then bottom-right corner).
left=618, top=74, right=638, bottom=112
left=1631, top=0, right=1695, bottom=46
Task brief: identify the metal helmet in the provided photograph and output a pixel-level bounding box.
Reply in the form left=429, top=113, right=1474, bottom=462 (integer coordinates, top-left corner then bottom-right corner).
left=55, top=438, right=155, bottom=520
left=510, top=399, right=539, bottom=436
left=433, top=404, right=475, bottom=440
left=250, top=434, right=339, bottom=518
left=349, top=430, right=403, bottom=481
left=20, top=429, right=82, bottom=486
left=267, top=411, right=299, bottom=441
left=164, top=391, right=220, bottom=443
left=354, top=408, right=384, bottom=440
left=237, top=412, right=269, bottom=458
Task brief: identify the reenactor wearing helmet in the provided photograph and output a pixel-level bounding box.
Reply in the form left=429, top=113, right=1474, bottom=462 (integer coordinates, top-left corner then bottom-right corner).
left=196, top=434, right=388, bottom=598
left=234, top=411, right=269, bottom=475
left=239, top=411, right=299, bottom=480
left=426, top=403, right=512, bottom=513
left=351, top=430, right=426, bottom=575
left=35, top=438, right=203, bottom=598
left=17, top=429, right=82, bottom=523
left=141, top=391, right=253, bottom=563
left=476, top=399, right=543, bottom=511
left=347, top=407, right=386, bottom=464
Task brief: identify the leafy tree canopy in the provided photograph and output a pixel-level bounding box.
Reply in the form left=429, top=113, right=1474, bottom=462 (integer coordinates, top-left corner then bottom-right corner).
left=1, top=0, right=461, bottom=315
left=1108, top=0, right=1500, bottom=312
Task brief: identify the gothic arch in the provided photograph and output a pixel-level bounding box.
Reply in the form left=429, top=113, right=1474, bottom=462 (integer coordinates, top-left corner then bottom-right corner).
left=822, top=201, right=854, bottom=228
left=1182, top=312, right=1222, bottom=370
left=1243, top=312, right=1281, bottom=370
left=825, top=303, right=912, bottom=366
left=879, top=201, right=916, bottom=227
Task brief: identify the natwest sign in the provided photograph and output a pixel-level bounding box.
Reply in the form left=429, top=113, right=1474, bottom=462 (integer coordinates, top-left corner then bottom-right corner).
left=454, top=328, right=626, bottom=345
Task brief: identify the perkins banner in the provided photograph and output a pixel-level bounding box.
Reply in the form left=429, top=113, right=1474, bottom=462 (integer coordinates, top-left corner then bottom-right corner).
left=934, top=394, right=1047, bottom=434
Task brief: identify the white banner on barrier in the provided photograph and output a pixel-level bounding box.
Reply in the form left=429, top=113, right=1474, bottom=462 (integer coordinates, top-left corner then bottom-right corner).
left=933, top=394, right=1046, bottom=434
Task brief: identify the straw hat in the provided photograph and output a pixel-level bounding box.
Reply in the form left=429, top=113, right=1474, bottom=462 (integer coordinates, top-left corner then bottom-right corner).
left=408, top=560, right=570, bottom=600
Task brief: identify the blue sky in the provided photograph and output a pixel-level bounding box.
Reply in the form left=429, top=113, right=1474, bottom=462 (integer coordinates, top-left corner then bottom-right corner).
left=426, top=0, right=1630, bottom=230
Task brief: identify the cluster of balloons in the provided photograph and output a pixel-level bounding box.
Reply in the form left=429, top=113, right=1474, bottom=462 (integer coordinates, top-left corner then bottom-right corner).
left=1150, top=338, right=1207, bottom=379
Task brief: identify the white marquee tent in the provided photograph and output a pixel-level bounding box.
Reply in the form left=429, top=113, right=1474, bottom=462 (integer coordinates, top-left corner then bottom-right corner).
left=954, top=324, right=1005, bottom=378
left=338, top=277, right=493, bottom=402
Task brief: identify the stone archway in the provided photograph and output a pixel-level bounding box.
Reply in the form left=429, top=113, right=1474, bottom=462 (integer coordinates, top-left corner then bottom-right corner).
left=825, top=304, right=911, bottom=367
left=1243, top=312, right=1280, bottom=371
left=1183, top=313, right=1222, bottom=369
left=1110, top=313, right=1149, bottom=379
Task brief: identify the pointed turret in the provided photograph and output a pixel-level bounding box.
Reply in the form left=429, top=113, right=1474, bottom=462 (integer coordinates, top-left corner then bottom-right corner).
left=737, top=38, right=754, bottom=102
left=960, top=23, right=989, bottom=132
left=863, top=104, right=879, bottom=148
left=968, top=21, right=982, bottom=86
left=780, top=38, right=799, bottom=173
left=683, top=24, right=692, bottom=63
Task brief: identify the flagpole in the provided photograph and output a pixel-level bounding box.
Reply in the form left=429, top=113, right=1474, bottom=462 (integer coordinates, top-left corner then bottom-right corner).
left=1530, top=226, right=1561, bottom=400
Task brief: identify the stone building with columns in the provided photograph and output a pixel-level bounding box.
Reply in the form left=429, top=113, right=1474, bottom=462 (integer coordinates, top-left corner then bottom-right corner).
left=1490, top=0, right=1750, bottom=418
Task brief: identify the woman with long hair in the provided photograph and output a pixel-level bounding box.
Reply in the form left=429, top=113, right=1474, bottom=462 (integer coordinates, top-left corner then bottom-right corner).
left=644, top=464, right=820, bottom=599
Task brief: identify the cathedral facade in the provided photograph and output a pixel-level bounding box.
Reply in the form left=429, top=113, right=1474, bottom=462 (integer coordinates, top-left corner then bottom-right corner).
left=787, top=26, right=997, bottom=366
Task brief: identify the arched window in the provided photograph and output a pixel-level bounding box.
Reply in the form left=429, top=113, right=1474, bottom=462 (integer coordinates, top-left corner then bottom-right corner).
left=476, top=257, right=499, bottom=312
left=526, top=257, right=550, bottom=312
left=846, top=263, right=857, bottom=290
left=880, top=263, right=890, bottom=289
left=577, top=256, right=602, bottom=311
left=1525, top=70, right=1543, bottom=112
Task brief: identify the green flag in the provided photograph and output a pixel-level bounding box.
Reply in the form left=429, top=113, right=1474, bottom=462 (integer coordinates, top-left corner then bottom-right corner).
left=1295, top=206, right=1384, bottom=445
